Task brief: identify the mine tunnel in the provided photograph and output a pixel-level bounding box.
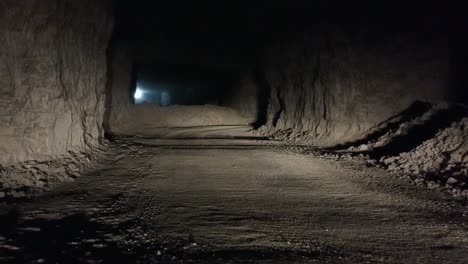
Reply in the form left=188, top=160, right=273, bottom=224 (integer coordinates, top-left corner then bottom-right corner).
left=0, top=0, right=468, bottom=263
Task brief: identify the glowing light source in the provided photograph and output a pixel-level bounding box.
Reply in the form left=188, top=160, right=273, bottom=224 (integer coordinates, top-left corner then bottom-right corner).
left=134, top=88, right=143, bottom=100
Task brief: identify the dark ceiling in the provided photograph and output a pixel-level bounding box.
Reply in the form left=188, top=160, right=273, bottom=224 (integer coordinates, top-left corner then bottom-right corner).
left=111, top=0, right=465, bottom=92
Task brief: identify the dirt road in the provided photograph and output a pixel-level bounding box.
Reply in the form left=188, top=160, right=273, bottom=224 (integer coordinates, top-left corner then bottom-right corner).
left=1, top=138, right=467, bottom=263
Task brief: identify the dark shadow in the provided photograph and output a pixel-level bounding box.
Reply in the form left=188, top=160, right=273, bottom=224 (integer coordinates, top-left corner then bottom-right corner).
left=253, top=69, right=271, bottom=128
left=448, top=6, right=468, bottom=105
left=102, top=33, right=116, bottom=141
left=0, top=204, right=357, bottom=263
left=271, top=88, right=285, bottom=127
left=0, top=212, right=136, bottom=264
left=0, top=207, right=20, bottom=237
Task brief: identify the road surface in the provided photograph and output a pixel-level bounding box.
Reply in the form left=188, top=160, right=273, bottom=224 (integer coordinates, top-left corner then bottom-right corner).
left=1, top=138, right=467, bottom=263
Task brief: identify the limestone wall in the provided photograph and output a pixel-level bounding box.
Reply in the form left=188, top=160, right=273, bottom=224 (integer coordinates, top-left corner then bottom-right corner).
left=0, top=0, right=113, bottom=165
left=262, top=31, right=451, bottom=146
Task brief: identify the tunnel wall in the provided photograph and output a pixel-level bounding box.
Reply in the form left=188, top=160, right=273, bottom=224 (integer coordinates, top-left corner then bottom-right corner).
left=0, top=0, right=113, bottom=165
left=221, top=71, right=258, bottom=122
left=262, top=31, right=450, bottom=146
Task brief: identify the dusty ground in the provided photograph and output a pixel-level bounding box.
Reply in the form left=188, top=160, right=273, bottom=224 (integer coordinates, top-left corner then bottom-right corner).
left=120, top=125, right=263, bottom=139
left=1, top=137, right=468, bottom=263
left=109, top=105, right=255, bottom=137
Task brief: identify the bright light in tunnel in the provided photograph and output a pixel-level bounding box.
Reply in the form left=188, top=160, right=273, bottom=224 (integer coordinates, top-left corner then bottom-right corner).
left=134, top=88, right=143, bottom=100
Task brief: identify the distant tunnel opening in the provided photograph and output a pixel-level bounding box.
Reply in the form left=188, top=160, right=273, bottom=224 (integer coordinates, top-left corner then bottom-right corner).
left=131, top=64, right=233, bottom=106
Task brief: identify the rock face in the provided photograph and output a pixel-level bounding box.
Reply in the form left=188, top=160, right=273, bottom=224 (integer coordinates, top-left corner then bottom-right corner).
left=262, top=31, right=450, bottom=146
left=256, top=25, right=468, bottom=195
left=0, top=0, right=113, bottom=165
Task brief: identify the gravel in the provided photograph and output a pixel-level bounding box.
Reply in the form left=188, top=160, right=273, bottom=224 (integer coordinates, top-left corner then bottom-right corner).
left=258, top=102, right=468, bottom=198
left=0, top=142, right=109, bottom=200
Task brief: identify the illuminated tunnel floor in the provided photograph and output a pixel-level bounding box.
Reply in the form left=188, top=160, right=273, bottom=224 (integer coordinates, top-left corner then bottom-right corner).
left=1, top=139, right=468, bottom=263
left=118, top=125, right=267, bottom=140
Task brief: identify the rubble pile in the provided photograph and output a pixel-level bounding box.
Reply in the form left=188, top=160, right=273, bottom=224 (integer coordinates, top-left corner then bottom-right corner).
left=0, top=143, right=109, bottom=200
left=261, top=102, right=468, bottom=198
left=379, top=117, right=467, bottom=197
left=340, top=103, right=467, bottom=197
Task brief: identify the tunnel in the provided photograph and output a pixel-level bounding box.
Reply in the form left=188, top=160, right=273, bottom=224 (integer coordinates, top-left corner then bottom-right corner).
left=0, top=0, right=467, bottom=263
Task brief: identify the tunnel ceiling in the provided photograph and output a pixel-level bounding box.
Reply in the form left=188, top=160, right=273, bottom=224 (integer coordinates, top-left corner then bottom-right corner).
left=112, top=0, right=459, bottom=69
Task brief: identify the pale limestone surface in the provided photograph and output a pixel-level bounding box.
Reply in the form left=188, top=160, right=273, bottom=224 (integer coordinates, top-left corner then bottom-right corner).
left=262, top=33, right=450, bottom=146
left=0, top=0, right=113, bottom=165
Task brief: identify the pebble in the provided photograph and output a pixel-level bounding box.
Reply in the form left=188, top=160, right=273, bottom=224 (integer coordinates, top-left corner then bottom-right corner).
left=11, top=191, right=25, bottom=198
left=82, top=239, right=96, bottom=244
left=358, top=144, right=369, bottom=151
left=446, top=177, right=458, bottom=185
left=35, top=181, right=45, bottom=188
left=92, top=243, right=106, bottom=248
left=0, top=245, right=21, bottom=251
left=383, top=157, right=399, bottom=165
left=17, top=227, right=41, bottom=232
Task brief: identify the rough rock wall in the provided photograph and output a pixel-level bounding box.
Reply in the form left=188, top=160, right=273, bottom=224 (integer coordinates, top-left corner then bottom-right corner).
left=106, top=43, right=134, bottom=126
left=263, top=32, right=450, bottom=146
left=0, top=0, right=113, bottom=165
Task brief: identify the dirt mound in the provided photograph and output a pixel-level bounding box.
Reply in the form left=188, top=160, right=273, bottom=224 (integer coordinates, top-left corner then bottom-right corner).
left=380, top=117, right=467, bottom=195
left=257, top=101, right=468, bottom=197
left=327, top=102, right=468, bottom=197
left=0, top=143, right=109, bottom=200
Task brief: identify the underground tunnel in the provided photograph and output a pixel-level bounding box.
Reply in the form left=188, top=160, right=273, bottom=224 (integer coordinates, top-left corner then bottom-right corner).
left=0, top=0, right=468, bottom=263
